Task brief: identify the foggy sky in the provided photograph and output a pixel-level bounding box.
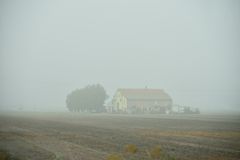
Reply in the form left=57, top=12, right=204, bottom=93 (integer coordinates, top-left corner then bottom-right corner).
left=1, top=0, right=240, bottom=112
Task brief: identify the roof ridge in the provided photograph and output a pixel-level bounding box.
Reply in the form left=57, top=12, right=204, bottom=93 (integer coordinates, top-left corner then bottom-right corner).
left=116, top=88, right=171, bottom=100
left=118, top=88, right=163, bottom=91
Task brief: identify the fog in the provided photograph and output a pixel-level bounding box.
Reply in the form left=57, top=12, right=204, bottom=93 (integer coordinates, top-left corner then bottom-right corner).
left=1, top=0, right=240, bottom=113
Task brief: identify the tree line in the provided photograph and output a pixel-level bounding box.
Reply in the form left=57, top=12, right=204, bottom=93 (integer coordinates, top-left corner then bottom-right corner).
left=66, top=84, right=107, bottom=112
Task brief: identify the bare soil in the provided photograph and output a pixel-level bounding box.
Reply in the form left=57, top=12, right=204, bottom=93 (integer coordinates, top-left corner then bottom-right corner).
left=0, top=112, right=239, bottom=160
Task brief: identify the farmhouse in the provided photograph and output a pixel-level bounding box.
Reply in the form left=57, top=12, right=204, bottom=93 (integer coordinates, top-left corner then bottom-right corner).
left=111, top=88, right=172, bottom=113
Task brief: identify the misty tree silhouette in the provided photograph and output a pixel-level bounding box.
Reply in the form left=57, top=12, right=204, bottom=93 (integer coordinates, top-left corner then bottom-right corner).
left=66, top=84, right=108, bottom=112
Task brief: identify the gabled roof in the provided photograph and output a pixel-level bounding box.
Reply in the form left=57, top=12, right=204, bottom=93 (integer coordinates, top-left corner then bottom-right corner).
left=117, top=88, right=172, bottom=100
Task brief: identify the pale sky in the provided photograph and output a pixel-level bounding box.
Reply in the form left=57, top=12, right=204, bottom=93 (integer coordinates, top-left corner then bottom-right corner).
left=1, top=0, right=240, bottom=112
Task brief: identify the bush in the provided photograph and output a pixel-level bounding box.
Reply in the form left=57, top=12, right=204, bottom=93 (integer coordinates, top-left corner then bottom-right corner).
left=124, top=144, right=138, bottom=154
left=0, top=152, right=8, bottom=160
left=148, top=146, right=162, bottom=159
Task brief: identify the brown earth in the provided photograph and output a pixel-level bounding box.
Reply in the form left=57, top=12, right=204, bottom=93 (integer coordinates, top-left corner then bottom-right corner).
left=0, top=112, right=239, bottom=160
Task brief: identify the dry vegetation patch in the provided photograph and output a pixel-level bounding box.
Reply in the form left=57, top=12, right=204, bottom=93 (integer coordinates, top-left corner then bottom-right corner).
left=0, top=151, right=9, bottom=160
left=106, top=154, right=123, bottom=160
left=138, top=129, right=240, bottom=139
left=124, top=144, right=138, bottom=154
left=147, top=146, right=162, bottom=159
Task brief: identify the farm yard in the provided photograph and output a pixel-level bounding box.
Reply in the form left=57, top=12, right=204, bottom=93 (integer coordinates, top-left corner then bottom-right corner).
left=0, top=112, right=239, bottom=160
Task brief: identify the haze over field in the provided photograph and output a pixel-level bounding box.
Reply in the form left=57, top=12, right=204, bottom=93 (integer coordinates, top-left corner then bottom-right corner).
left=1, top=0, right=240, bottom=112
